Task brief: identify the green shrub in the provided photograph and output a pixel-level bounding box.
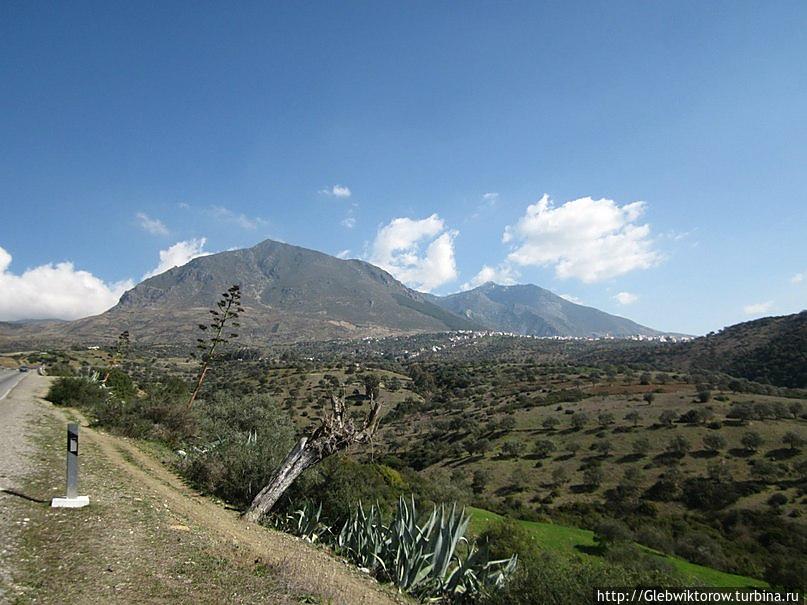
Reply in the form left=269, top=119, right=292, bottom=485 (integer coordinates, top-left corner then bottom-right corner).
left=46, top=376, right=106, bottom=408
left=295, top=457, right=408, bottom=522
left=104, top=368, right=136, bottom=400
left=480, top=517, right=540, bottom=560
left=483, top=548, right=686, bottom=605
left=180, top=392, right=296, bottom=507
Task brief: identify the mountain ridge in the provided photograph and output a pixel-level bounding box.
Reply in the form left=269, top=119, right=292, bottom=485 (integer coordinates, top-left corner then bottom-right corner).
left=0, top=239, right=671, bottom=348
left=433, top=281, right=663, bottom=338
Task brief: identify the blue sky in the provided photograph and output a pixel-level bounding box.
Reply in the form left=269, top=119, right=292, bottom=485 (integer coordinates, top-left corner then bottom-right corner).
left=1, top=2, right=805, bottom=334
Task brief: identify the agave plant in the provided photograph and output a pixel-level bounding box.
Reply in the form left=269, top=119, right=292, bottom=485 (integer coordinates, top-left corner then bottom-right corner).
left=334, top=496, right=517, bottom=600
left=442, top=540, right=518, bottom=597
left=273, top=501, right=328, bottom=543
left=79, top=368, right=102, bottom=384
left=337, top=501, right=386, bottom=572
left=274, top=495, right=516, bottom=599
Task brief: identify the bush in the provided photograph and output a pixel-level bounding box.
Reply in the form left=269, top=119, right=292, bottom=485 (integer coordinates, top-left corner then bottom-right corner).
left=682, top=478, right=740, bottom=511
left=533, top=439, right=556, bottom=458
left=480, top=517, right=539, bottom=560
left=104, top=368, right=136, bottom=400
left=666, top=435, right=692, bottom=457
left=703, top=433, right=726, bottom=452
left=46, top=376, right=107, bottom=408
left=483, top=548, right=686, bottom=605
left=741, top=431, right=764, bottom=452
left=181, top=392, right=296, bottom=508
left=298, top=457, right=405, bottom=521
left=594, top=519, right=634, bottom=547
left=583, top=465, right=604, bottom=490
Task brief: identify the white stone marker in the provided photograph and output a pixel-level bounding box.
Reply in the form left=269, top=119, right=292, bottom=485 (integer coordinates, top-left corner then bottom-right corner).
left=52, top=423, right=90, bottom=508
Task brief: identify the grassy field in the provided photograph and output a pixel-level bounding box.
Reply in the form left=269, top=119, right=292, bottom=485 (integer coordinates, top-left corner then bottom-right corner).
left=466, top=507, right=768, bottom=588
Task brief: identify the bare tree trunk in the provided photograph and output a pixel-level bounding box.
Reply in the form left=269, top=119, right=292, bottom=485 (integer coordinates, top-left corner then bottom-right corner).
left=242, top=437, right=316, bottom=523
left=243, top=394, right=382, bottom=524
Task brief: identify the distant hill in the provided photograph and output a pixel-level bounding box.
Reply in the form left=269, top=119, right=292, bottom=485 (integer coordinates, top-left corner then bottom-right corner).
left=432, top=282, right=662, bottom=337
left=580, top=311, right=807, bottom=389
left=675, top=311, right=807, bottom=388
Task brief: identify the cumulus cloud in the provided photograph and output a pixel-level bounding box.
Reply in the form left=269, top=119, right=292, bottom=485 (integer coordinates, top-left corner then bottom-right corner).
left=341, top=217, right=356, bottom=229
left=460, top=263, right=520, bottom=291
left=208, top=206, right=267, bottom=230
left=320, top=184, right=352, bottom=198
left=369, top=214, right=458, bottom=292
left=0, top=238, right=215, bottom=321
left=614, top=291, right=638, bottom=305
left=136, top=212, right=169, bottom=236
left=0, top=246, right=134, bottom=321
left=142, top=238, right=211, bottom=280
left=743, top=301, right=774, bottom=316
left=791, top=272, right=804, bottom=284
left=503, top=194, right=662, bottom=283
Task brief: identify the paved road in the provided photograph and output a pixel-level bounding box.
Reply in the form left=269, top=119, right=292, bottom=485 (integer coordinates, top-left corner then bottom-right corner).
left=0, top=369, right=27, bottom=401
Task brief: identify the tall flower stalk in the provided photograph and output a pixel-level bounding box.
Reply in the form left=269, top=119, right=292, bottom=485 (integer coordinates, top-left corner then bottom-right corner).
left=187, top=285, right=243, bottom=408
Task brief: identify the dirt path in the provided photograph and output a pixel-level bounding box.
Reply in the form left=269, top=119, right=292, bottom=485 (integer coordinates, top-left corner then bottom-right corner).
left=0, top=374, right=402, bottom=605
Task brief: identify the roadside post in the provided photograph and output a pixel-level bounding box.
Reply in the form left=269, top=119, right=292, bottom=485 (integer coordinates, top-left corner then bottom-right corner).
left=51, top=422, right=90, bottom=508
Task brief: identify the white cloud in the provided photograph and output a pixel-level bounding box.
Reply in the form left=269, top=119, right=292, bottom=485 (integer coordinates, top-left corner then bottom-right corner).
left=368, top=214, right=458, bottom=292
left=208, top=206, right=267, bottom=230
left=743, top=301, right=774, bottom=316
left=614, top=291, right=638, bottom=305
left=0, top=238, right=215, bottom=321
left=791, top=272, right=804, bottom=284
left=336, top=249, right=351, bottom=259
left=320, top=184, right=352, bottom=198
left=560, top=293, right=584, bottom=305
left=142, top=238, right=211, bottom=279
left=341, top=217, right=356, bottom=229
left=136, top=212, right=169, bottom=236
left=0, top=246, right=134, bottom=321
left=460, top=263, right=520, bottom=291
left=482, top=192, right=499, bottom=204
left=503, top=194, right=662, bottom=283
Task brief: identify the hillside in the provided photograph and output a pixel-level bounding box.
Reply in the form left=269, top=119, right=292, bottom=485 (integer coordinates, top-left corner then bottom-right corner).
left=434, top=282, right=662, bottom=337
left=17, top=346, right=797, bottom=594
left=680, top=312, right=807, bottom=389
left=581, top=311, right=807, bottom=389
left=2, top=374, right=400, bottom=604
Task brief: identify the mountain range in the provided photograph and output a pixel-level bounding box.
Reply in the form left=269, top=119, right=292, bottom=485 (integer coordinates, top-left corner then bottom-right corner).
left=0, top=239, right=665, bottom=349
left=431, top=282, right=661, bottom=338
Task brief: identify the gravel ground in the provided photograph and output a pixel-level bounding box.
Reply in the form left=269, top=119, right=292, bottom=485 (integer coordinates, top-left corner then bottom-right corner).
left=0, top=373, right=37, bottom=602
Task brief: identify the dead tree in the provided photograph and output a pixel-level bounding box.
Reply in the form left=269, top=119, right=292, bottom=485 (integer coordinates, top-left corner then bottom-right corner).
left=243, top=393, right=382, bottom=524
